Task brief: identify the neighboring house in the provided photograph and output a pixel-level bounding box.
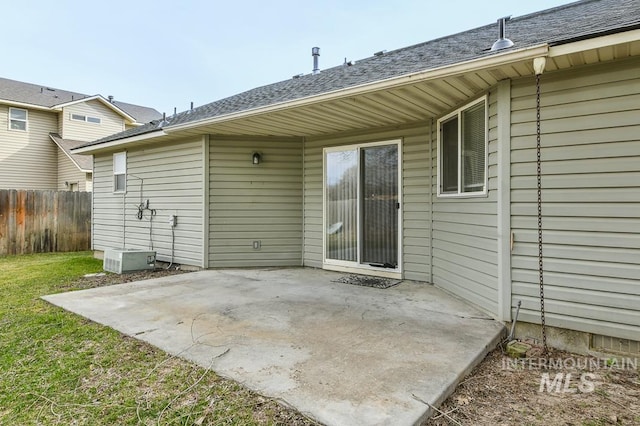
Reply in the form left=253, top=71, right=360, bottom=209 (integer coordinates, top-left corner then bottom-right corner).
left=0, top=78, right=161, bottom=191
left=75, top=0, right=640, bottom=353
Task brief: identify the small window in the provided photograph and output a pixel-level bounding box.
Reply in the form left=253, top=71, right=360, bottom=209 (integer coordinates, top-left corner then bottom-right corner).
left=9, top=108, right=28, bottom=131
left=71, top=113, right=101, bottom=124
left=113, top=152, right=126, bottom=192
left=437, top=98, right=487, bottom=196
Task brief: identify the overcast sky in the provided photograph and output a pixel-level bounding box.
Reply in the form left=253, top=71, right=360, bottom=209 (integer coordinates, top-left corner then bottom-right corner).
left=5, top=0, right=571, bottom=116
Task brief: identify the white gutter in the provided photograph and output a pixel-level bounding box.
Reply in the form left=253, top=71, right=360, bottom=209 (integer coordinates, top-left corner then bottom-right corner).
left=548, top=28, right=640, bottom=57
left=72, top=129, right=167, bottom=154
left=0, top=99, right=54, bottom=111
left=164, top=44, right=550, bottom=133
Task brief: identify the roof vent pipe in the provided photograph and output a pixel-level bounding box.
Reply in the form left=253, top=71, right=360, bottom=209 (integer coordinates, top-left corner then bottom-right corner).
left=312, top=47, right=320, bottom=74
left=491, top=16, right=514, bottom=51
left=108, top=95, right=114, bottom=103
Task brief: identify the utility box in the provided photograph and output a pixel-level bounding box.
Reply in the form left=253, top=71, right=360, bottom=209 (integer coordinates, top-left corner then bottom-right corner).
left=103, top=248, right=156, bottom=274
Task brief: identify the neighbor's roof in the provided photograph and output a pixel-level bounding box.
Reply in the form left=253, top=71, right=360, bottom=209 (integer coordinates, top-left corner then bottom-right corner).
left=112, top=100, right=163, bottom=124
left=88, top=0, right=640, bottom=147
left=49, top=134, right=93, bottom=172
left=0, top=77, right=161, bottom=123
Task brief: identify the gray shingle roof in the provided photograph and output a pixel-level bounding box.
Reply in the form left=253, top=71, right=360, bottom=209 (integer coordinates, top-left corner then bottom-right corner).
left=112, top=100, right=162, bottom=123
left=0, top=77, right=89, bottom=108
left=0, top=77, right=161, bottom=123
left=49, top=134, right=93, bottom=172
left=91, top=0, right=640, bottom=146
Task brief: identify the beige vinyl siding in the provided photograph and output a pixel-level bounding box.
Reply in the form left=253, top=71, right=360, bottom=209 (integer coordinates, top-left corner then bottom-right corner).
left=61, top=100, right=124, bottom=142
left=510, top=57, right=640, bottom=341
left=431, top=92, right=499, bottom=317
left=208, top=137, right=303, bottom=267
left=57, top=149, right=89, bottom=191
left=0, top=106, right=58, bottom=190
left=303, top=124, right=431, bottom=282
left=92, top=138, right=204, bottom=266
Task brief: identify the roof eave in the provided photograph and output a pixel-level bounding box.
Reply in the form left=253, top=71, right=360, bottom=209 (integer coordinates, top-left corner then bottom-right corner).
left=0, top=99, right=54, bottom=111
left=162, top=44, right=550, bottom=134
left=72, top=129, right=168, bottom=154
left=548, top=27, right=640, bottom=57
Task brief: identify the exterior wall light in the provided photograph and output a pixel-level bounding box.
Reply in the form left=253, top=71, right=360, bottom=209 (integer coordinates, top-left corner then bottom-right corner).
left=252, top=152, right=261, bottom=165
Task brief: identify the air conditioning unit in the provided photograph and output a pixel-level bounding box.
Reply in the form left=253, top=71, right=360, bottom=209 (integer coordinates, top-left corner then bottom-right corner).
left=103, top=248, right=156, bottom=274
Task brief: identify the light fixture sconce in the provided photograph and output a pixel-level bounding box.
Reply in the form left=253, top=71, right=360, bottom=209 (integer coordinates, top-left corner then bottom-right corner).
left=252, top=152, right=261, bottom=165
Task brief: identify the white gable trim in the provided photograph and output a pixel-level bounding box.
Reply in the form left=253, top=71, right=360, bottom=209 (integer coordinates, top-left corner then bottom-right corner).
left=53, top=95, right=137, bottom=124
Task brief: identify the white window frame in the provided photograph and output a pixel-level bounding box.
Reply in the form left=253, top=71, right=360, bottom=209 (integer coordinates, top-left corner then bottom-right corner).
left=113, top=152, right=126, bottom=193
left=9, top=107, right=28, bottom=131
left=322, top=139, right=403, bottom=279
left=71, top=113, right=101, bottom=124
left=436, top=96, right=488, bottom=198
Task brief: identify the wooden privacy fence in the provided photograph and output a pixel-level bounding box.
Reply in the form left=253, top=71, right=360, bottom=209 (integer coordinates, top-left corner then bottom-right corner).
left=0, top=190, right=91, bottom=255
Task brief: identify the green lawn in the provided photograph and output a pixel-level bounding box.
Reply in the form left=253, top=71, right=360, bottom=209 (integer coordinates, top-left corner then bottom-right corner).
left=0, top=252, right=313, bottom=425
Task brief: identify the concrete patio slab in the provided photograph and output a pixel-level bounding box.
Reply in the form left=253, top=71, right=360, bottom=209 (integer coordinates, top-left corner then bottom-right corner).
left=43, top=268, right=505, bottom=425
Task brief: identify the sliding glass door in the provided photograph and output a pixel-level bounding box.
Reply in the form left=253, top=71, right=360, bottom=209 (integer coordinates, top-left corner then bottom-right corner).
left=324, top=141, right=400, bottom=271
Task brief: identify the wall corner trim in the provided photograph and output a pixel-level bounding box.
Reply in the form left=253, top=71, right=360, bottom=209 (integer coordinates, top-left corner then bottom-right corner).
left=497, top=79, right=512, bottom=322
left=202, top=134, right=210, bottom=269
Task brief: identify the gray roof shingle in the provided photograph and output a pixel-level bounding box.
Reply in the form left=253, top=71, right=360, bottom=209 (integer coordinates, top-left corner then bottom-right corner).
left=112, top=100, right=163, bottom=123
left=0, top=78, right=161, bottom=123
left=49, top=134, right=93, bottom=171
left=0, top=77, right=89, bottom=108
left=90, top=0, right=640, bottom=146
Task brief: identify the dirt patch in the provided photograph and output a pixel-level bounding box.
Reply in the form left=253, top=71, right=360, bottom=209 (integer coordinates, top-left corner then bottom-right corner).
left=67, top=267, right=189, bottom=290
left=423, top=346, right=640, bottom=426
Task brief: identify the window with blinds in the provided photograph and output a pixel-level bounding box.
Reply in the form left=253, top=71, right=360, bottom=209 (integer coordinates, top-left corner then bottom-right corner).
left=437, top=97, right=487, bottom=196
left=113, top=152, right=126, bottom=193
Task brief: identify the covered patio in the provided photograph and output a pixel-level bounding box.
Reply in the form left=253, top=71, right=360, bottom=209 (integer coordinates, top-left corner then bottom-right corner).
left=44, top=268, right=505, bottom=425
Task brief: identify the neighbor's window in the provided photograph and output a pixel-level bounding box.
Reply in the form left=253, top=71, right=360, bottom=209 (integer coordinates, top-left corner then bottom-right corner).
left=113, top=152, right=126, bottom=192
left=71, top=113, right=101, bottom=124
left=437, top=97, right=487, bottom=196
left=9, top=108, right=28, bottom=131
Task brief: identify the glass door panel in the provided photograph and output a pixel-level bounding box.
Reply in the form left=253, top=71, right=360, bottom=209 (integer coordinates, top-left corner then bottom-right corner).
left=325, top=150, right=358, bottom=262
left=361, top=145, right=398, bottom=267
